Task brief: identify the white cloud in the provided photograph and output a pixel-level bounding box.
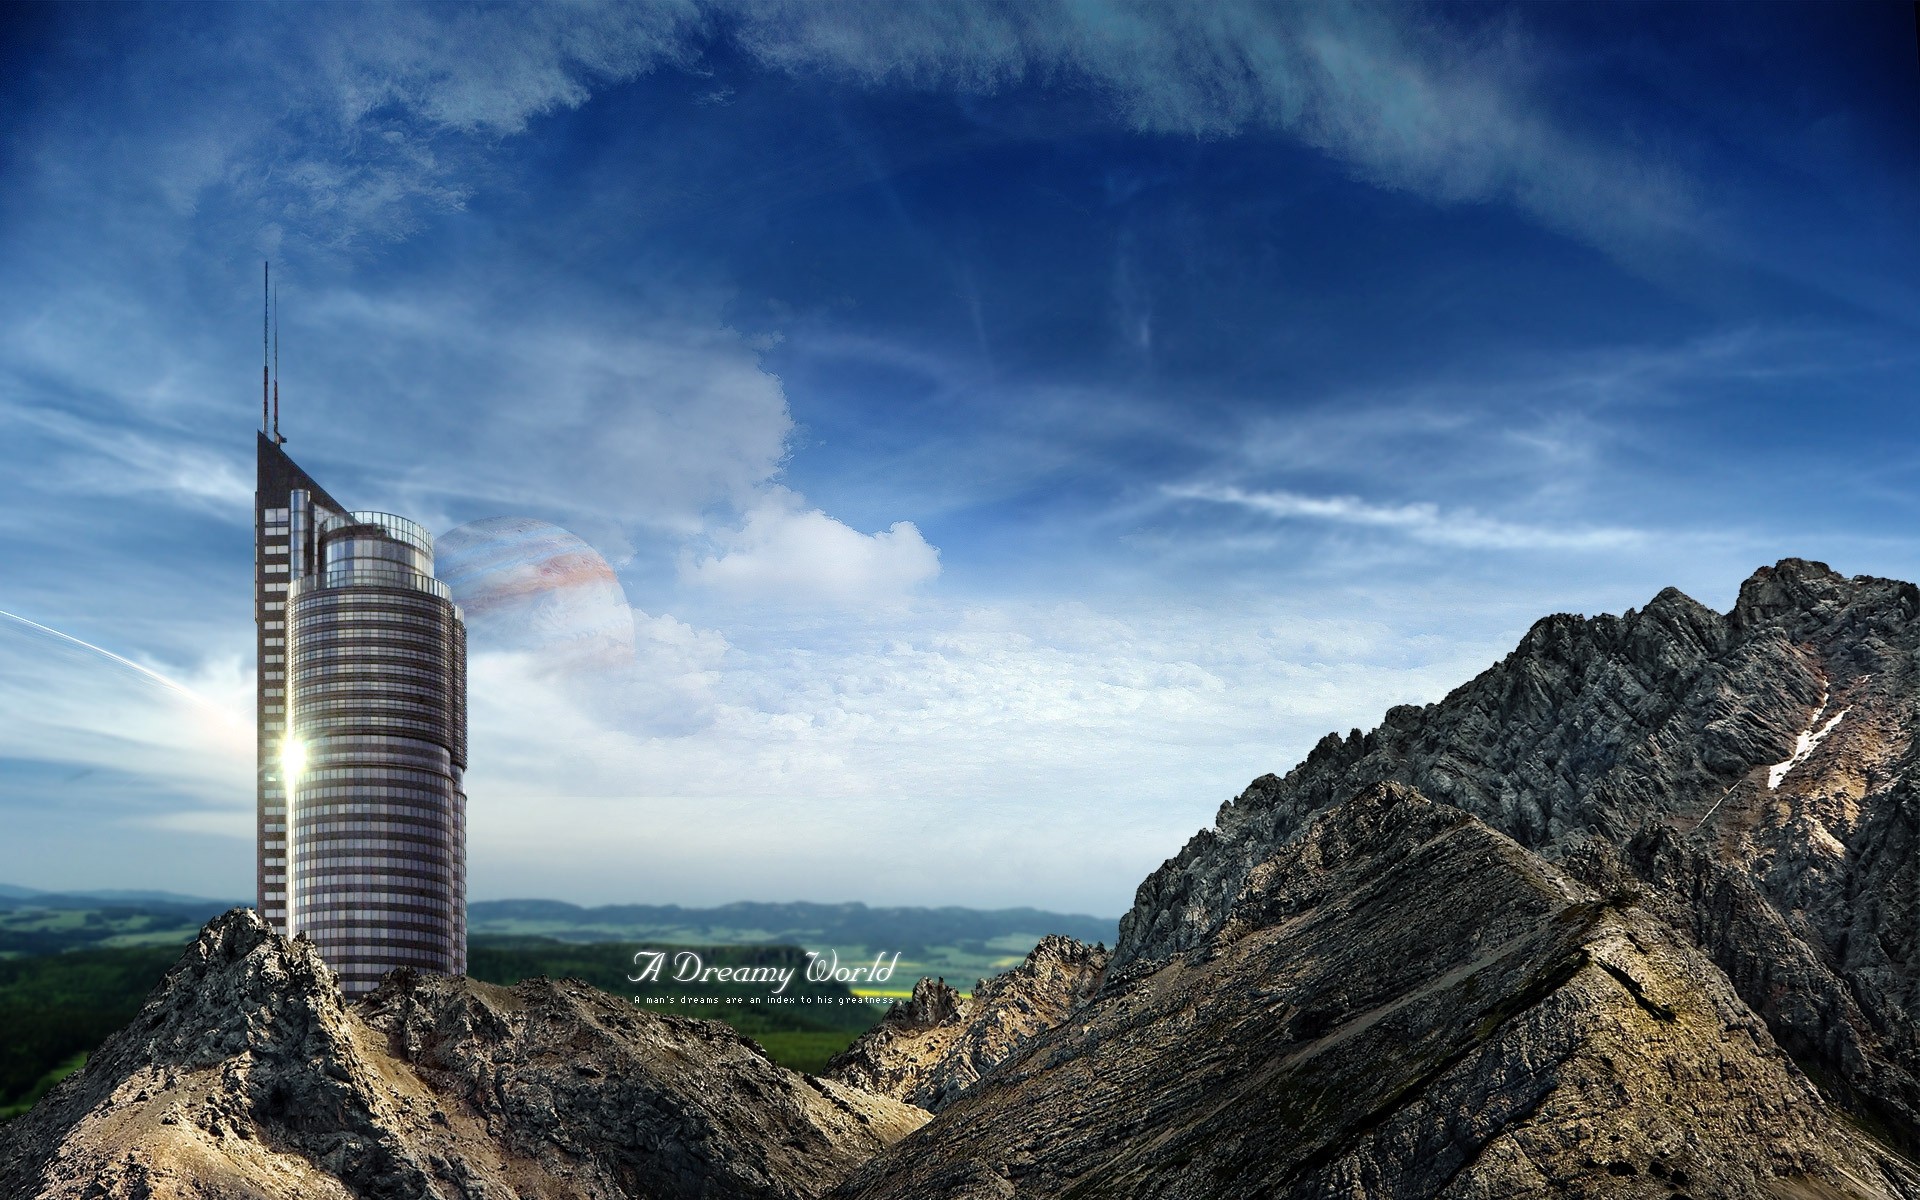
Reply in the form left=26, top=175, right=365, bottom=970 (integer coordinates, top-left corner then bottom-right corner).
left=731, top=0, right=1692, bottom=255
left=18, top=2, right=1692, bottom=255
left=0, top=408, right=253, bottom=518
left=1165, top=482, right=1644, bottom=552
left=682, top=489, right=941, bottom=604
left=452, top=593, right=1507, bottom=912
left=0, top=617, right=254, bottom=845
left=293, top=292, right=795, bottom=533
left=315, top=2, right=705, bottom=137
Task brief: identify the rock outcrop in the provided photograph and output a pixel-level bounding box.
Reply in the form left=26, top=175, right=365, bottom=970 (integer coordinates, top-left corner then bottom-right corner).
left=1114, top=559, right=1920, bottom=1150
left=0, top=909, right=927, bottom=1200
left=825, top=935, right=1108, bottom=1111
left=835, top=784, right=1920, bottom=1199
left=830, top=560, right=1920, bottom=1196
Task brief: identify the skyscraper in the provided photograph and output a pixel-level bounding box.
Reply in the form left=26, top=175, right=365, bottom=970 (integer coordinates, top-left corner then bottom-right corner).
left=256, top=428, right=468, bottom=996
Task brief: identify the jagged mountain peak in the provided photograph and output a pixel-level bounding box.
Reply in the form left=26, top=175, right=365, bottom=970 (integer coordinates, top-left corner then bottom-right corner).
left=837, top=785, right=1920, bottom=1200
left=0, top=910, right=926, bottom=1200
left=1113, top=560, right=1920, bottom=1161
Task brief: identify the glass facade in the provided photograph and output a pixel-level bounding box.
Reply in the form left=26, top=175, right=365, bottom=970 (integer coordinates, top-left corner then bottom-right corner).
left=257, top=436, right=467, bottom=996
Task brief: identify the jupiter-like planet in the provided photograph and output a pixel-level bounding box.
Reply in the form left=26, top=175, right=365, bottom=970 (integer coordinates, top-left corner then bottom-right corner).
left=436, top=518, right=635, bottom=670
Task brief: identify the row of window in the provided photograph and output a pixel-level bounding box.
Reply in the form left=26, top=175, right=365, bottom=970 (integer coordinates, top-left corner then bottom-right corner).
left=294, top=657, right=449, bottom=684
left=307, top=733, right=450, bottom=762
left=294, top=764, right=454, bottom=787
left=294, top=853, right=453, bottom=875
left=294, top=675, right=448, bottom=701
left=291, top=627, right=450, bottom=652
left=291, top=692, right=448, bottom=717
left=295, top=866, right=453, bottom=888
left=297, top=910, right=454, bottom=934
left=294, top=838, right=453, bottom=862
left=305, top=923, right=448, bottom=948
left=313, top=944, right=450, bottom=967
left=294, top=820, right=453, bottom=843
left=295, top=785, right=457, bottom=807
left=298, top=893, right=460, bottom=916
left=293, top=706, right=453, bottom=733
left=317, top=510, right=434, bottom=556
left=297, top=821, right=453, bottom=844
left=296, top=644, right=449, bottom=669
left=294, top=789, right=457, bottom=811
left=306, top=752, right=451, bottom=775
left=295, top=889, right=454, bottom=912
left=296, top=592, right=448, bottom=616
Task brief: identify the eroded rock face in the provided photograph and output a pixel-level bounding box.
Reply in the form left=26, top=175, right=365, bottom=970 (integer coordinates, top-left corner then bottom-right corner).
left=0, top=910, right=927, bottom=1200
left=836, top=785, right=1920, bottom=1200
left=1114, top=558, right=1920, bottom=1148
left=825, top=936, right=1108, bottom=1111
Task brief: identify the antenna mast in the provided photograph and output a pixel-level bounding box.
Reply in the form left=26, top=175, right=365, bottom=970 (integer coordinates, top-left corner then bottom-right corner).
left=272, top=280, right=283, bottom=444
left=262, top=262, right=270, bottom=435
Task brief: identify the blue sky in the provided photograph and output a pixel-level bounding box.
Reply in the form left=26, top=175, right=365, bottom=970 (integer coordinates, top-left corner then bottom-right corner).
left=0, top=2, right=1915, bottom=915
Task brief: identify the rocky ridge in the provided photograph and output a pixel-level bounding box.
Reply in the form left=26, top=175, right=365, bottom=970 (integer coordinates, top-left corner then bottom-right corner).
left=1115, top=559, right=1920, bottom=1148
left=0, top=910, right=926, bottom=1200
left=833, top=782, right=1919, bottom=1199
left=825, top=935, right=1108, bottom=1111
left=828, top=562, right=1920, bottom=1196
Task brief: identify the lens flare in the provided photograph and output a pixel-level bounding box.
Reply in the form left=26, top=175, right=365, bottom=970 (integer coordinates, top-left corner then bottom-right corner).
left=281, top=738, right=306, bottom=784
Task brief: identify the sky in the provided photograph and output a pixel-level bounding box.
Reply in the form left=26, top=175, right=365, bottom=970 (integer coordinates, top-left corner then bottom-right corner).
left=0, top=1, right=1916, bottom=917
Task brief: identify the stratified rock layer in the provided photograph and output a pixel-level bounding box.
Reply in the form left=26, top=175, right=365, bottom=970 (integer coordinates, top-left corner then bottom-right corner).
left=1116, top=559, right=1920, bottom=1147
left=825, top=935, right=1108, bottom=1110
left=836, top=785, right=1919, bottom=1200
left=0, top=910, right=926, bottom=1200
left=835, top=561, right=1920, bottom=1197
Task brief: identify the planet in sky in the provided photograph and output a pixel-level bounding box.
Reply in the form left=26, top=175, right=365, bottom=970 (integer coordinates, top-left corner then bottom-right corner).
left=436, top=518, right=635, bottom=670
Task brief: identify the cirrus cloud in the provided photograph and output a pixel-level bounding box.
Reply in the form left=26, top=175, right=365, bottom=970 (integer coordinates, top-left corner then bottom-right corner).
left=1165, top=482, right=1645, bottom=552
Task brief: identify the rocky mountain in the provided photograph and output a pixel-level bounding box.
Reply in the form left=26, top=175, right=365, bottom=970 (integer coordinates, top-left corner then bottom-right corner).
left=0, top=910, right=925, bottom=1199
left=5, top=559, right=1917, bottom=1199
left=825, top=935, right=1108, bottom=1111
left=834, top=783, right=1918, bottom=1199
left=1115, top=559, right=1919, bottom=1153
left=827, top=559, right=1919, bottom=1197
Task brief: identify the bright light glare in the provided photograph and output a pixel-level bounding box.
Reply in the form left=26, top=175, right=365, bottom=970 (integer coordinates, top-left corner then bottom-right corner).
left=280, top=738, right=306, bottom=783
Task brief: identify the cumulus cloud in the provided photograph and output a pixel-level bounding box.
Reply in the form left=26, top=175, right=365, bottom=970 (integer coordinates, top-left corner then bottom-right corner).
left=1165, top=482, right=1644, bottom=552
left=682, top=489, right=941, bottom=604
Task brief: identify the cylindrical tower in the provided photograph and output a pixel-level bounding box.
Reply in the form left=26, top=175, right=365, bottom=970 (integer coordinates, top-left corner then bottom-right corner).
left=285, top=509, right=467, bottom=996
